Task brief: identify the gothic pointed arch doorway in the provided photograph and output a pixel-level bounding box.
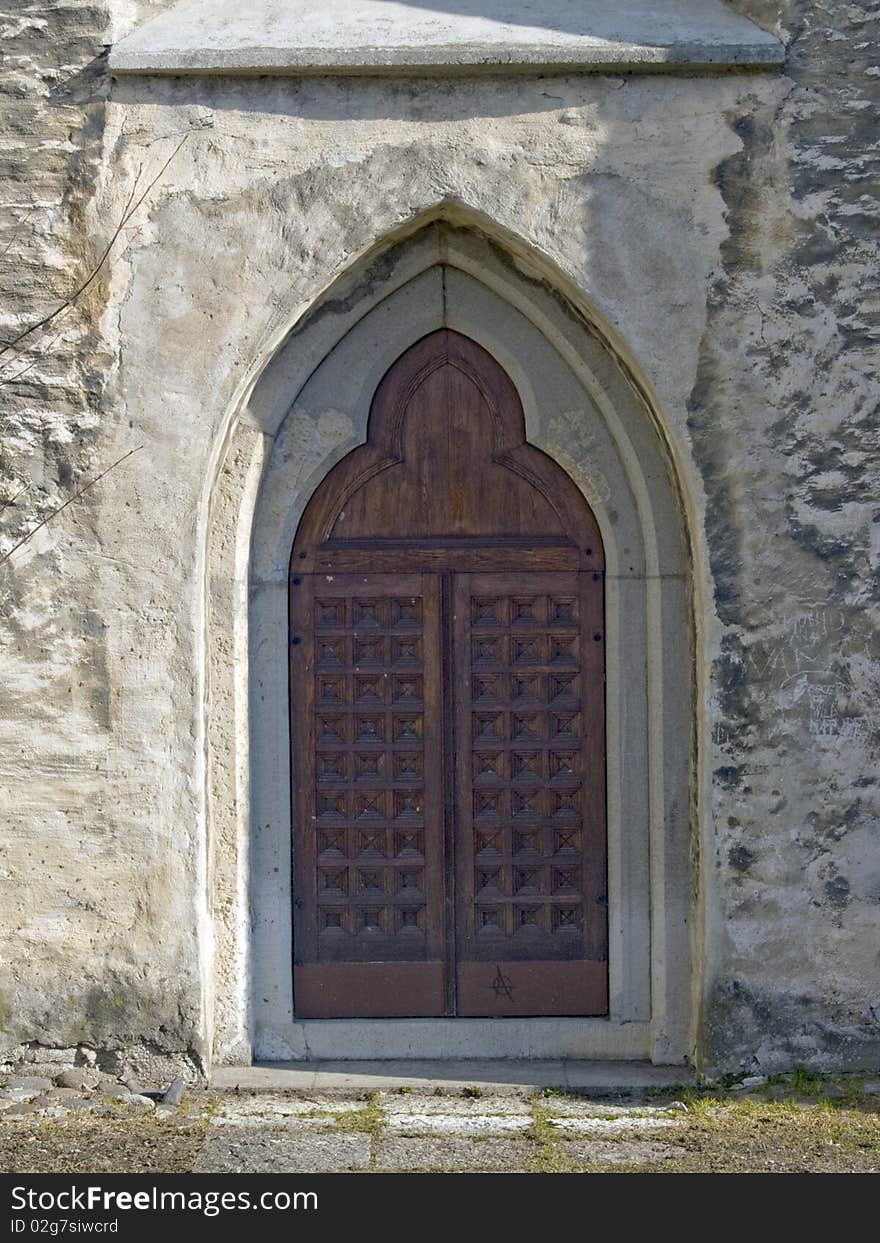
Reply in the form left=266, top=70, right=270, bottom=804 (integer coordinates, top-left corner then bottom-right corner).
left=290, top=329, right=607, bottom=1019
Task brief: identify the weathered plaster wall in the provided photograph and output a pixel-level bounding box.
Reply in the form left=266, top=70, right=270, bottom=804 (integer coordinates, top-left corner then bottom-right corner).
left=697, top=0, right=880, bottom=1070
left=0, top=1, right=877, bottom=1076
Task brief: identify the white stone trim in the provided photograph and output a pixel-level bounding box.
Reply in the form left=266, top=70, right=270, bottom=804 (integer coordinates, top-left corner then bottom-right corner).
left=205, top=220, right=698, bottom=1065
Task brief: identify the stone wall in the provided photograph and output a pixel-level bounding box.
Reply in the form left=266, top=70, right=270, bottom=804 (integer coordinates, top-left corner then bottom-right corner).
left=699, top=0, right=880, bottom=1069
left=0, top=1, right=877, bottom=1077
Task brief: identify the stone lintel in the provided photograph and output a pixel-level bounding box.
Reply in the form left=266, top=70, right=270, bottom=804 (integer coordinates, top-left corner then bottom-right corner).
left=109, top=0, right=786, bottom=77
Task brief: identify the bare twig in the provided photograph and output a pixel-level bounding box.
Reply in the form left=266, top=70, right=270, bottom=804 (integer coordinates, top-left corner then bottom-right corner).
left=0, top=208, right=34, bottom=263
left=0, top=135, right=189, bottom=362
left=0, top=482, right=30, bottom=517
left=0, top=445, right=143, bottom=567
left=0, top=323, right=68, bottom=387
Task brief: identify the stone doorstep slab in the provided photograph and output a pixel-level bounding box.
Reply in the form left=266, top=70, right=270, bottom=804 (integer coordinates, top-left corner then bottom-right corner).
left=211, top=1060, right=692, bottom=1096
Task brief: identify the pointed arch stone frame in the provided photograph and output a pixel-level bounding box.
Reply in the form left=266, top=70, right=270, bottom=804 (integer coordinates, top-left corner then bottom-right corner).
left=205, top=214, right=700, bottom=1066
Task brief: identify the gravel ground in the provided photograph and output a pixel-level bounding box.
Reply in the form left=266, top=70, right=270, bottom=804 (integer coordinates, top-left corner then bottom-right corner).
left=2, top=1073, right=879, bottom=1173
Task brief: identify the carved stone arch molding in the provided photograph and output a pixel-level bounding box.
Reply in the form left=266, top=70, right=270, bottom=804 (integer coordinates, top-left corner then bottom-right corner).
left=206, top=220, right=697, bottom=1065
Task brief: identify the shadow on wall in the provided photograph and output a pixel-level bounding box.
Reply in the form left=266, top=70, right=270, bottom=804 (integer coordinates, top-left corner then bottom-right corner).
left=109, top=70, right=579, bottom=123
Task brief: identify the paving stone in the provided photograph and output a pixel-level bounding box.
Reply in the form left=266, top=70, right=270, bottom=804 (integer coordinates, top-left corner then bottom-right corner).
left=213, top=1096, right=363, bottom=1125
left=548, top=1115, right=683, bottom=1134
left=375, top=1136, right=534, bottom=1172
left=383, top=1094, right=531, bottom=1116
left=195, top=1127, right=371, bottom=1173
left=387, top=1112, right=530, bottom=1136
left=536, top=1097, right=677, bottom=1117
left=563, top=1140, right=686, bottom=1167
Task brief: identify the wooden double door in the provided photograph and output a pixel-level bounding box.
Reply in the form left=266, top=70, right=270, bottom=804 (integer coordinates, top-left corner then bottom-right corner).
left=290, top=330, right=607, bottom=1018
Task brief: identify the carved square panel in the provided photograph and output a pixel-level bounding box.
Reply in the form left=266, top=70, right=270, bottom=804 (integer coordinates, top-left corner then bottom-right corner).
left=514, top=866, right=541, bottom=895
left=353, top=751, right=386, bottom=783
left=472, top=711, right=505, bottom=743
left=473, top=790, right=503, bottom=821
left=317, top=715, right=348, bottom=745
left=552, top=904, right=583, bottom=933
left=317, top=829, right=347, bottom=859
left=476, top=907, right=506, bottom=936
left=354, top=714, right=385, bottom=744
left=354, top=674, right=385, bottom=706
left=354, top=792, right=386, bottom=821
left=353, top=636, right=386, bottom=668
left=392, top=714, right=423, bottom=743
left=553, top=827, right=581, bottom=856
left=390, top=597, right=422, bottom=629
left=552, top=866, right=581, bottom=895
left=357, top=906, right=388, bottom=934
left=473, top=751, right=505, bottom=783
left=511, top=712, right=545, bottom=743
left=549, top=711, right=580, bottom=742
left=511, top=636, right=545, bottom=666
left=356, top=868, right=385, bottom=895
left=393, top=752, right=422, bottom=783
left=549, top=597, right=578, bottom=626
left=352, top=599, right=383, bottom=629
left=319, top=868, right=349, bottom=897
left=513, top=828, right=542, bottom=858
left=515, top=905, right=543, bottom=930
left=316, top=675, right=346, bottom=706
left=551, top=789, right=580, bottom=819
left=356, top=829, right=387, bottom=858
left=316, top=792, right=347, bottom=821
left=549, top=635, right=578, bottom=666
left=391, top=675, right=422, bottom=706
left=319, top=909, right=348, bottom=935
left=548, top=673, right=579, bottom=706
left=390, top=635, right=421, bottom=667
left=471, top=597, right=504, bottom=628
left=393, top=791, right=424, bottom=822
left=474, top=827, right=504, bottom=857
left=315, top=599, right=346, bottom=629
left=395, top=868, right=424, bottom=897
left=549, top=751, right=579, bottom=781
left=472, top=674, right=505, bottom=704
left=393, top=828, right=424, bottom=859
left=510, top=596, right=545, bottom=626
left=476, top=867, right=504, bottom=897
left=511, top=789, right=542, bottom=819
left=316, top=637, right=347, bottom=669
left=394, top=907, right=425, bottom=935
left=317, top=752, right=348, bottom=784
left=511, top=751, right=543, bottom=782
left=511, top=673, right=543, bottom=704
left=472, top=637, right=505, bottom=667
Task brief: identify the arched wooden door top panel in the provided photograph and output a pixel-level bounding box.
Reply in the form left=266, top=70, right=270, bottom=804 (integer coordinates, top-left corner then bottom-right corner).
left=291, top=329, right=603, bottom=575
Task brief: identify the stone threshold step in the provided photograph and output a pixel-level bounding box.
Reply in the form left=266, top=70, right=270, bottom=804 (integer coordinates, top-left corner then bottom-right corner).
left=211, top=1060, right=692, bottom=1095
